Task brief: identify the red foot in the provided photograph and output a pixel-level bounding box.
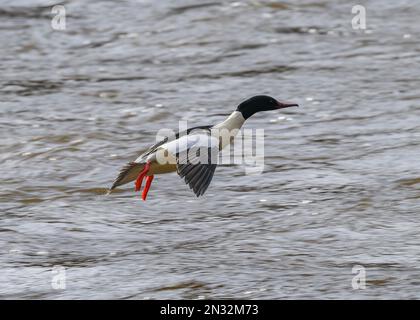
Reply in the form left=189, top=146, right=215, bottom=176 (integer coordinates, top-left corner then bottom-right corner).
left=134, top=162, right=155, bottom=201
left=142, top=175, right=154, bottom=201
left=135, top=162, right=151, bottom=192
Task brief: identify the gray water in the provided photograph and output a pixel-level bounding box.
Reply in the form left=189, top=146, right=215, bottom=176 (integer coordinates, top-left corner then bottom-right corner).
left=1, top=0, right=420, bottom=299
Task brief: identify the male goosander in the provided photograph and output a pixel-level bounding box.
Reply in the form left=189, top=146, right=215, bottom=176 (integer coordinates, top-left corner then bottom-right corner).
left=110, top=95, right=298, bottom=200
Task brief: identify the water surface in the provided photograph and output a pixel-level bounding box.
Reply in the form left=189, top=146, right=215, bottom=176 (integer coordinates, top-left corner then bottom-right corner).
left=1, top=0, right=420, bottom=299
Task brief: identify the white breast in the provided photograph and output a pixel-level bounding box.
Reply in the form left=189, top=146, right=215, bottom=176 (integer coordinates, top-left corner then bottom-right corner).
left=213, top=111, right=245, bottom=150
left=213, top=111, right=245, bottom=131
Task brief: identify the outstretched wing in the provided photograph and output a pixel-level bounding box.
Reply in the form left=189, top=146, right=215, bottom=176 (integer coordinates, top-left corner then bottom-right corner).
left=174, top=128, right=219, bottom=197
left=177, top=160, right=217, bottom=197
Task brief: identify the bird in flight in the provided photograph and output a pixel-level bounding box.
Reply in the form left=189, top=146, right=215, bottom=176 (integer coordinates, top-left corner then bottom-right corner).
left=109, top=95, right=298, bottom=200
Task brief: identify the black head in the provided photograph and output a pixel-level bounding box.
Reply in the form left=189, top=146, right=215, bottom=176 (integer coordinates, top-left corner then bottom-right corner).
left=236, top=95, right=298, bottom=119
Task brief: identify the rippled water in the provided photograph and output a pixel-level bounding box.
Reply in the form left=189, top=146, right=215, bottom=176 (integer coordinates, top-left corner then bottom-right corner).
left=1, top=0, right=420, bottom=299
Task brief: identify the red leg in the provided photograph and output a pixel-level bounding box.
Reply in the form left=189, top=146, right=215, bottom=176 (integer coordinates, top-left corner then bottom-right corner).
left=142, top=175, right=154, bottom=201
left=134, top=162, right=151, bottom=192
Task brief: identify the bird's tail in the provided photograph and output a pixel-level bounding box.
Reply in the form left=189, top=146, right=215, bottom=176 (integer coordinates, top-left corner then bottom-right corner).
left=109, top=162, right=144, bottom=192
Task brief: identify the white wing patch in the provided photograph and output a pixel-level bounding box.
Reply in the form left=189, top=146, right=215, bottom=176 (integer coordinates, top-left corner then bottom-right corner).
left=161, top=133, right=219, bottom=158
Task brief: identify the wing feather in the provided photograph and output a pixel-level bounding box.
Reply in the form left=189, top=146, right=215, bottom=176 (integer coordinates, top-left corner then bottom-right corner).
left=175, top=127, right=218, bottom=197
